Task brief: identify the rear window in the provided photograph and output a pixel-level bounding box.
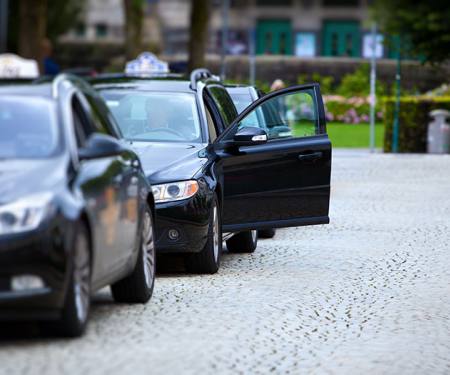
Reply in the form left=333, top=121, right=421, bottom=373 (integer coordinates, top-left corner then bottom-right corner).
left=0, top=96, right=59, bottom=159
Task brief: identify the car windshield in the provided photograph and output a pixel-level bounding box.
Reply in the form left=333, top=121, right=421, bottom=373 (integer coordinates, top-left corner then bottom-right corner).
left=100, top=90, right=202, bottom=143
left=0, top=96, right=59, bottom=159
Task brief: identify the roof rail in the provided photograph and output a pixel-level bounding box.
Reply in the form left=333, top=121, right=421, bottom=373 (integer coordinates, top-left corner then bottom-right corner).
left=52, top=74, right=68, bottom=98
left=190, top=68, right=219, bottom=90
left=51, top=73, right=90, bottom=99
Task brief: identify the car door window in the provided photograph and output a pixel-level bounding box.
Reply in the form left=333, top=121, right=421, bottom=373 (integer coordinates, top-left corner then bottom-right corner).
left=80, top=92, right=122, bottom=138
left=206, top=85, right=238, bottom=129
left=72, top=95, right=95, bottom=148
left=236, top=88, right=320, bottom=140
left=205, top=105, right=217, bottom=142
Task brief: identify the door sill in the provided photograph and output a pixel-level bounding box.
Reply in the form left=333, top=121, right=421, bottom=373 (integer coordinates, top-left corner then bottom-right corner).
left=223, top=216, right=329, bottom=233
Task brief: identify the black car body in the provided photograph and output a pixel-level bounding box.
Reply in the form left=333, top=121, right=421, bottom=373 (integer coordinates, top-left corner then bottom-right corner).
left=93, top=70, right=332, bottom=274
left=0, top=75, right=156, bottom=336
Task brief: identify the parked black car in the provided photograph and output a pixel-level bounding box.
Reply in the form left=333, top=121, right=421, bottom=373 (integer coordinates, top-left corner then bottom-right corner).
left=93, top=69, right=332, bottom=274
left=0, top=75, right=156, bottom=337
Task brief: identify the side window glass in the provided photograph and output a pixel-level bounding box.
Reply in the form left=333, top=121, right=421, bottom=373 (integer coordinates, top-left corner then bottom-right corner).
left=207, top=85, right=238, bottom=128
left=236, top=89, right=319, bottom=140
left=205, top=106, right=217, bottom=142
left=72, top=96, right=93, bottom=148
left=83, top=92, right=121, bottom=137
left=73, top=111, right=86, bottom=148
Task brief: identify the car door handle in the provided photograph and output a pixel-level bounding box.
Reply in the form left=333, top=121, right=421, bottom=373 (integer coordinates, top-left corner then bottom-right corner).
left=298, top=151, right=323, bottom=162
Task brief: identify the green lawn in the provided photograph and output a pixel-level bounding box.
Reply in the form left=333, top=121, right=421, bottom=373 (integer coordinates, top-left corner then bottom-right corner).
left=293, top=122, right=385, bottom=148
left=327, top=122, right=384, bottom=148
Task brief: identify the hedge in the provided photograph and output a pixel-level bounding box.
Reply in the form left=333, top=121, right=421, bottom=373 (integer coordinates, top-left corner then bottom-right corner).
left=324, top=95, right=383, bottom=124
left=383, top=97, right=450, bottom=153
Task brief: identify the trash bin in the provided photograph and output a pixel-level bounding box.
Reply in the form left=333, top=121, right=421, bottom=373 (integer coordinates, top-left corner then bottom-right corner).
left=427, top=109, right=450, bottom=154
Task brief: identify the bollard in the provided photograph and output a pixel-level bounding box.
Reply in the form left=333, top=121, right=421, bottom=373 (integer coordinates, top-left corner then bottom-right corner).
left=427, top=109, right=450, bottom=154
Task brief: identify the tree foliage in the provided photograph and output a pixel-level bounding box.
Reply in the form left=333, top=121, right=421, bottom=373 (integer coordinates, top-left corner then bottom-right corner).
left=47, top=0, right=86, bottom=43
left=9, top=0, right=85, bottom=62
left=373, top=0, right=450, bottom=63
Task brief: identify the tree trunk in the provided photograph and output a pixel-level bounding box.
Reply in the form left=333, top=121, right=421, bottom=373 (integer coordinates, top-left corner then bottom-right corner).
left=123, top=0, right=144, bottom=61
left=18, top=0, right=47, bottom=69
left=188, top=0, right=210, bottom=73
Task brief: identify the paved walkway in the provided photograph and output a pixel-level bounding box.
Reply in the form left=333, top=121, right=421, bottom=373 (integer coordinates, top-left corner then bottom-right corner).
left=0, top=151, right=449, bottom=374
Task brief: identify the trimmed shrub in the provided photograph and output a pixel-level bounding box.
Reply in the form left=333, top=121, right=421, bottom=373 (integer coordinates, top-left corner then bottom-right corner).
left=383, top=97, right=450, bottom=153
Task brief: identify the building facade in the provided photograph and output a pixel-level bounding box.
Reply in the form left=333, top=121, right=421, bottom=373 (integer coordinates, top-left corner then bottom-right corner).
left=62, top=0, right=389, bottom=59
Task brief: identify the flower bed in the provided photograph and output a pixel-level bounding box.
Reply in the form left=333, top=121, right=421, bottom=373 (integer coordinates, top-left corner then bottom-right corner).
left=323, top=95, right=383, bottom=124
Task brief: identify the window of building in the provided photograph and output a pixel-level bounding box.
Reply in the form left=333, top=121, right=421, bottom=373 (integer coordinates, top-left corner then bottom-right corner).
left=74, top=23, right=86, bottom=38
left=95, top=23, right=108, bottom=38
left=295, top=32, right=316, bottom=57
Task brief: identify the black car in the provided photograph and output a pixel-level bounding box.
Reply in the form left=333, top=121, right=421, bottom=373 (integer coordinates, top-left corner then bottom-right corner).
left=0, top=75, right=156, bottom=337
left=93, top=69, right=332, bottom=274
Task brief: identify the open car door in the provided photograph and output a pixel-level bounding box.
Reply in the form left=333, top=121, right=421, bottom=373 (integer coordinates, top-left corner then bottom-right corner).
left=215, top=84, right=332, bottom=232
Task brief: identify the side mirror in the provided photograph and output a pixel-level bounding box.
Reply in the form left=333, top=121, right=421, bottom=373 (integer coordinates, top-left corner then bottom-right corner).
left=233, top=127, right=268, bottom=146
left=78, top=133, right=125, bottom=160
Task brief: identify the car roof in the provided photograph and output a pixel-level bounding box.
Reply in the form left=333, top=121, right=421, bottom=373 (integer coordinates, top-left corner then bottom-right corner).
left=0, top=80, right=53, bottom=98
left=225, top=86, right=254, bottom=95
left=91, top=74, right=194, bottom=93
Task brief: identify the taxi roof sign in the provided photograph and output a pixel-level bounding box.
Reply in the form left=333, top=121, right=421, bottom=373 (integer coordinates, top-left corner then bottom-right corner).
left=125, top=52, right=169, bottom=75
left=0, top=54, right=39, bottom=78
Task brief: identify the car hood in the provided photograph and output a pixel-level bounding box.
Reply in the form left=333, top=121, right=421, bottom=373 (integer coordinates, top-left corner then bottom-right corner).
left=0, top=157, right=66, bottom=204
left=127, top=141, right=208, bottom=184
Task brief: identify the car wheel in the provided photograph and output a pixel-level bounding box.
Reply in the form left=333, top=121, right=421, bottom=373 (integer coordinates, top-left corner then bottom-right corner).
left=111, top=206, right=155, bottom=303
left=258, top=228, right=276, bottom=239
left=185, top=195, right=222, bottom=274
left=226, top=230, right=258, bottom=253
left=43, top=222, right=91, bottom=337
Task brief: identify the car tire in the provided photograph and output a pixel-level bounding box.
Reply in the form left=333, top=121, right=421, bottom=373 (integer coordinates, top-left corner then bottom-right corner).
left=111, top=206, right=156, bottom=303
left=258, top=228, right=276, bottom=239
left=185, top=195, right=222, bottom=274
left=226, top=230, right=258, bottom=253
left=42, top=222, right=91, bottom=338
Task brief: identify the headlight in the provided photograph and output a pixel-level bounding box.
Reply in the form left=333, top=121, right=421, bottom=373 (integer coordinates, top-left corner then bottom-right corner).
left=152, top=180, right=199, bottom=203
left=0, top=192, right=54, bottom=235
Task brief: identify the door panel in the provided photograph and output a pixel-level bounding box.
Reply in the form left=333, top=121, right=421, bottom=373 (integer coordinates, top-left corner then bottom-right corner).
left=216, top=84, right=331, bottom=232
left=115, top=152, right=141, bottom=262
left=72, top=94, right=127, bottom=279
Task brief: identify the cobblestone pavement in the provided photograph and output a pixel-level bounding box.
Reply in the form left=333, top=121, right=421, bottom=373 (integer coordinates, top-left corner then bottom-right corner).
left=1, top=150, right=450, bottom=375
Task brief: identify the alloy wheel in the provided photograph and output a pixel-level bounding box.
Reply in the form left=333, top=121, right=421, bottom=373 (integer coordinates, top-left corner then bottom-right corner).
left=213, top=205, right=219, bottom=262
left=142, top=211, right=156, bottom=289
left=73, top=233, right=90, bottom=324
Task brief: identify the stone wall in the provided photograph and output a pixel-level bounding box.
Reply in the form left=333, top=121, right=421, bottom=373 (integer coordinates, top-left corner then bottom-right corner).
left=204, top=56, right=450, bottom=93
